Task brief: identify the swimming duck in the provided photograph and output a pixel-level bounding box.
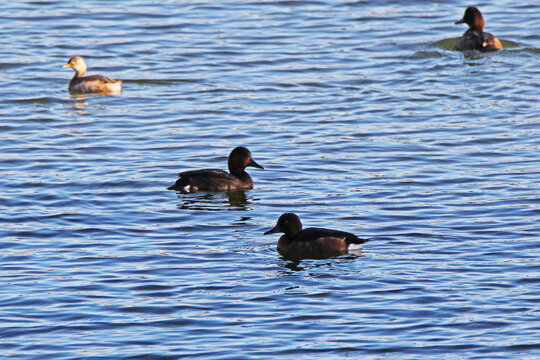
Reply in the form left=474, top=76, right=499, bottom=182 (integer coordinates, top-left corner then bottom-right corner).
left=63, top=56, right=122, bottom=94
left=167, top=146, right=264, bottom=192
left=455, top=6, right=502, bottom=51
left=264, top=213, right=368, bottom=258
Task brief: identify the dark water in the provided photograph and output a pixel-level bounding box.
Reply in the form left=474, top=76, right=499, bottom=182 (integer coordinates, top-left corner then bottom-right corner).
left=1, top=1, right=539, bottom=359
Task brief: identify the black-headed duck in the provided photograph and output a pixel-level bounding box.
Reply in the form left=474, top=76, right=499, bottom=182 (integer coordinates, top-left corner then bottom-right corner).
left=63, top=56, right=122, bottom=94
left=455, top=6, right=502, bottom=52
left=167, top=146, right=264, bottom=192
left=264, top=213, right=368, bottom=258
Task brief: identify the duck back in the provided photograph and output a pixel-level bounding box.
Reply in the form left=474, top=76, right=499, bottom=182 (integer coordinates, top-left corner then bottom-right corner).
left=167, top=169, right=252, bottom=191
left=69, top=75, right=122, bottom=94
left=456, top=30, right=502, bottom=51
left=277, top=227, right=368, bottom=257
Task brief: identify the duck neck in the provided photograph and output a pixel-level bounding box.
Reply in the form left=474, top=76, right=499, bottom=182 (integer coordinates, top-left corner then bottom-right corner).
left=279, top=235, right=294, bottom=245
left=286, top=229, right=301, bottom=238
left=237, top=171, right=252, bottom=184
left=471, top=18, right=484, bottom=33
left=229, top=166, right=249, bottom=180
left=72, top=68, right=86, bottom=79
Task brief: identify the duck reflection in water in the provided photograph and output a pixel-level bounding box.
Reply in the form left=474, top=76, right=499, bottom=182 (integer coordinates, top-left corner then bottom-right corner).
left=279, top=254, right=363, bottom=272
left=177, top=190, right=251, bottom=211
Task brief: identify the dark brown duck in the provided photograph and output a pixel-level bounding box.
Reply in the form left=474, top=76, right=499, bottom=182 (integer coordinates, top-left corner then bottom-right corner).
left=265, top=213, right=368, bottom=258
left=167, top=146, right=263, bottom=192
left=455, top=7, right=502, bottom=52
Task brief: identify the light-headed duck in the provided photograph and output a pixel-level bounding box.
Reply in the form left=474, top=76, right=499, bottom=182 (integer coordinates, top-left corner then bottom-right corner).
left=63, top=56, right=122, bottom=94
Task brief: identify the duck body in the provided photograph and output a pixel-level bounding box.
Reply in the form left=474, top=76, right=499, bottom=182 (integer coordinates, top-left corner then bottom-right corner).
left=455, top=29, right=502, bottom=52
left=455, top=7, right=502, bottom=52
left=63, top=56, right=122, bottom=94
left=68, top=74, right=122, bottom=94
left=168, top=147, right=263, bottom=192
left=265, top=213, right=368, bottom=258
left=169, top=168, right=254, bottom=192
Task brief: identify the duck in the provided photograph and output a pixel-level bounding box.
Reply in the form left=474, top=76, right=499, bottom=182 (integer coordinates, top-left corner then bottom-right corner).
left=455, top=6, right=502, bottom=51
left=63, top=56, right=122, bottom=94
left=264, top=213, right=368, bottom=258
left=167, top=146, right=264, bottom=192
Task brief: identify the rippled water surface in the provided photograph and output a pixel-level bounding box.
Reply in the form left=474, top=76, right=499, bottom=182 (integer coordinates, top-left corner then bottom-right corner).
left=1, top=1, right=539, bottom=359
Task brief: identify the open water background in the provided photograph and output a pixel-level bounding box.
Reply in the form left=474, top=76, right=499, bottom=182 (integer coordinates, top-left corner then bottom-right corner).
left=0, top=1, right=539, bottom=359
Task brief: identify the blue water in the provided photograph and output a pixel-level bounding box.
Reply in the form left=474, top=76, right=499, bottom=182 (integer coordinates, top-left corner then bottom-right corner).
left=1, top=1, right=539, bottom=359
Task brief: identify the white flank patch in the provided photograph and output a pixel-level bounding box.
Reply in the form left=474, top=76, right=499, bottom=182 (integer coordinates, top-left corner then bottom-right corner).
left=348, top=243, right=363, bottom=250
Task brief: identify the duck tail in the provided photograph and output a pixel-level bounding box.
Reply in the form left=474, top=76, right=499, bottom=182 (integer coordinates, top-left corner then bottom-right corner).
left=346, top=235, right=369, bottom=245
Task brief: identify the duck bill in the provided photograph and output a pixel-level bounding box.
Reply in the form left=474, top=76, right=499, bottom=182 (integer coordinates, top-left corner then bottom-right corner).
left=264, top=226, right=279, bottom=235
left=63, top=63, right=72, bottom=68
left=249, top=158, right=264, bottom=169
left=455, top=18, right=465, bottom=25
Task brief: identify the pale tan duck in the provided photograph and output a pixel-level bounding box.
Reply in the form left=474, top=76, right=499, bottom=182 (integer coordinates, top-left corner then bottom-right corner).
left=63, top=56, right=122, bottom=95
